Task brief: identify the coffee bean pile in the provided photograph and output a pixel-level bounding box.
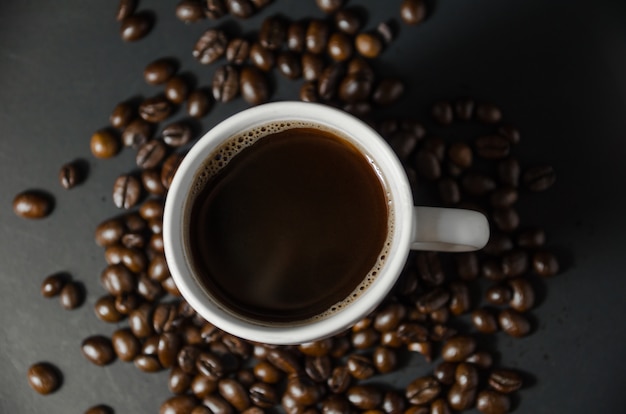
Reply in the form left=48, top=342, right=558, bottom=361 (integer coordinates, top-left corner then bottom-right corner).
left=17, top=1, right=560, bottom=413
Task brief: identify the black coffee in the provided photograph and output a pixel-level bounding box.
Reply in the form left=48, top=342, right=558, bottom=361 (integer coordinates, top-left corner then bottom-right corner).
left=188, top=123, right=389, bottom=323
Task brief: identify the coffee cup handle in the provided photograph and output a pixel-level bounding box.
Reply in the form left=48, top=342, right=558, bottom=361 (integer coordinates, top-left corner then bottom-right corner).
left=410, top=207, right=490, bottom=252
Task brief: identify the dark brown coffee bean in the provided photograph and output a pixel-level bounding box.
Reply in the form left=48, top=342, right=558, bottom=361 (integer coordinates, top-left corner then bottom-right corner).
left=285, top=20, right=306, bottom=52
left=122, top=119, right=153, bottom=148
left=327, top=32, right=353, bottom=62
left=84, top=404, right=113, bottom=414
left=160, top=395, right=198, bottom=414
left=501, top=249, right=528, bottom=277
left=116, top=0, right=137, bottom=21
left=153, top=303, right=179, bottom=334
left=163, top=76, right=190, bottom=104
left=110, top=328, right=140, bottom=362
left=253, top=360, right=282, bottom=384
left=259, top=15, right=287, bottom=50
left=333, top=7, right=361, bottom=35
left=114, top=292, right=141, bottom=315
left=416, top=287, right=450, bottom=314
left=27, top=362, right=61, bottom=395
left=447, top=383, right=476, bottom=411
left=226, top=0, right=254, bottom=18
left=94, top=295, right=124, bottom=322
left=466, top=351, right=494, bottom=369
left=321, top=394, right=351, bottom=413
left=176, top=0, right=205, bottom=22
left=158, top=333, right=182, bottom=368
left=346, top=354, right=375, bottom=380
left=476, top=103, right=502, bottom=123
left=205, top=0, right=227, bottom=19
left=197, top=352, right=225, bottom=379
left=266, top=348, right=301, bottom=375
left=442, top=336, right=476, bottom=362
left=277, top=51, right=302, bottom=79
left=100, top=264, right=135, bottom=296
left=455, top=252, right=479, bottom=280
left=431, top=101, right=453, bottom=125
left=249, top=43, right=275, bottom=71
left=339, top=71, right=373, bottom=103
left=523, top=165, right=556, bottom=191
left=516, top=228, right=545, bottom=248
left=160, top=121, right=191, bottom=147
left=373, top=303, right=406, bottom=332
left=316, top=0, right=344, bottom=13
left=120, top=12, right=153, bottom=42
left=218, top=378, right=250, bottom=410
left=161, top=153, right=184, bottom=190
left=475, top=135, right=510, bottom=160
left=286, top=374, right=321, bottom=405
left=327, top=365, right=351, bottom=394
left=239, top=66, right=270, bottom=106
left=41, top=274, right=66, bottom=298
left=483, top=232, right=514, bottom=255
left=447, top=142, right=472, bottom=169
left=416, top=251, right=444, bottom=286
left=135, top=139, right=166, bottom=169
left=488, top=369, right=523, bottom=394
left=140, top=168, right=164, bottom=196
left=498, top=308, right=531, bottom=337
left=212, top=65, right=240, bottom=102
left=497, top=124, right=521, bottom=144
left=355, top=32, right=383, bottom=58
left=490, top=186, right=518, bottom=208
left=186, top=89, right=212, bottom=118
left=397, top=322, right=429, bottom=343
left=470, top=308, right=498, bottom=334
left=461, top=172, right=496, bottom=196
left=415, top=149, right=441, bottom=181
left=306, top=19, right=330, bottom=54
left=144, top=58, right=177, bottom=85
left=347, top=385, right=383, bottom=410
left=452, top=98, right=473, bottom=120
left=476, top=390, right=510, bottom=414
left=388, top=130, right=419, bottom=161
left=433, top=362, right=456, bottom=385
left=13, top=190, right=53, bottom=219
left=248, top=382, right=278, bottom=407
left=147, top=255, right=169, bottom=283
left=497, top=157, right=520, bottom=187
left=330, top=334, right=351, bottom=358
left=304, top=355, right=331, bottom=382
left=59, top=161, right=82, bottom=189
left=110, top=102, right=134, bottom=129
left=193, top=29, right=228, bottom=64
left=317, top=63, right=345, bottom=101
left=372, top=78, right=404, bottom=106
left=508, top=278, right=534, bottom=312
left=82, top=335, right=115, bottom=366
left=139, top=95, right=173, bottom=123
left=455, top=363, right=479, bottom=390
left=373, top=346, right=397, bottom=373
left=481, top=259, right=504, bottom=281
left=134, top=354, right=162, bottom=372
left=533, top=251, right=559, bottom=277
left=400, top=0, right=427, bottom=25
left=169, top=366, right=192, bottom=394
left=124, top=212, right=147, bottom=233
left=138, top=199, right=163, bottom=221
left=174, top=345, right=199, bottom=375
left=223, top=38, right=250, bottom=64
left=449, top=282, right=470, bottom=315
left=485, top=284, right=511, bottom=305
left=59, top=282, right=83, bottom=309
left=430, top=307, right=450, bottom=324
left=492, top=207, right=520, bottom=233
left=342, top=100, right=372, bottom=116
left=129, top=304, right=154, bottom=338
left=406, top=376, right=441, bottom=405
left=190, top=374, right=216, bottom=399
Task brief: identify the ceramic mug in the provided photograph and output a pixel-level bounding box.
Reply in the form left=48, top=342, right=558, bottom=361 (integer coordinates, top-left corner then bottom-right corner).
left=163, top=101, right=489, bottom=345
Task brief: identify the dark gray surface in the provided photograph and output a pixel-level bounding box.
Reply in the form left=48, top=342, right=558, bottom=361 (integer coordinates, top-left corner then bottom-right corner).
left=1, top=0, right=626, bottom=413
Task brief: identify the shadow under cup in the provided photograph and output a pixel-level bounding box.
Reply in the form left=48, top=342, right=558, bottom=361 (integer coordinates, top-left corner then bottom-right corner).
left=164, top=102, right=414, bottom=345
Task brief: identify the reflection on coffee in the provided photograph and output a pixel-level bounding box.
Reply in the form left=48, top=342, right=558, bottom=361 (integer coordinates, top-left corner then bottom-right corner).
left=188, top=122, right=391, bottom=323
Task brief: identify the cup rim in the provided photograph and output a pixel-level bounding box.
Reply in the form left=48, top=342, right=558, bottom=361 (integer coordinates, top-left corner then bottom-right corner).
left=163, top=101, right=414, bottom=345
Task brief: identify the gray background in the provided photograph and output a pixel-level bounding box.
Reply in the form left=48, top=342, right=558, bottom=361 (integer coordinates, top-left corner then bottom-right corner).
left=1, top=0, right=625, bottom=412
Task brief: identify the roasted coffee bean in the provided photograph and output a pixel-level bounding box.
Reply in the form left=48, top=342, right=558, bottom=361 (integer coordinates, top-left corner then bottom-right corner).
left=483, top=232, right=514, bottom=255
left=373, top=346, right=397, bottom=373
left=212, top=65, right=240, bottom=102
left=218, top=378, right=250, bottom=410
left=286, top=21, right=306, bottom=52
left=120, top=12, right=152, bottom=42
left=488, top=369, right=523, bottom=394
left=448, top=142, right=472, bottom=168
left=81, top=335, right=115, bottom=366
left=448, top=282, right=470, bottom=315
left=501, top=250, right=528, bottom=277
left=372, top=78, right=404, bottom=106
left=129, top=304, right=154, bottom=338
left=142, top=168, right=165, bottom=196
left=347, top=385, right=383, bottom=410
left=397, top=322, right=429, bottom=343
left=161, top=153, right=184, bottom=190
left=339, top=71, right=373, bottom=103
left=148, top=255, right=170, bottom=283
left=381, top=391, right=405, bottom=413
left=176, top=0, right=206, bottom=23
left=523, top=164, right=556, bottom=191
left=226, top=0, right=254, bottom=18
left=259, top=15, right=287, bottom=50
left=415, top=149, right=441, bottom=181
left=13, top=190, right=53, bottom=219
left=416, top=251, right=444, bottom=286
left=116, top=0, right=137, bottom=21
left=136, top=139, right=167, bottom=170
left=161, top=121, right=192, bottom=147
left=400, top=0, right=427, bottom=25
left=110, top=102, right=134, bottom=129
left=454, top=97, right=474, bottom=120
left=497, top=158, right=521, bottom=187
left=277, top=51, right=302, bottom=79
left=59, top=282, right=83, bottom=309
left=498, top=309, right=531, bottom=337
left=187, top=89, right=212, bottom=118
left=196, top=352, right=225, bottom=379
left=169, top=366, right=192, bottom=394
left=466, top=351, right=494, bottom=369
left=423, top=136, right=446, bottom=161
left=304, top=355, right=331, bottom=382
left=144, top=58, right=177, bottom=85
left=373, top=303, right=406, bottom=332
left=122, top=119, right=153, bottom=148
left=111, top=328, right=140, bottom=362
left=27, top=362, right=61, bottom=395
left=149, top=233, right=164, bottom=253
left=433, top=362, right=456, bottom=385
left=430, top=307, right=450, bottom=324
left=205, top=0, right=227, bottom=19
left=112, top=174, right=142, bottom=209
left=430, top=398, right=452, bottom=414
left=59, top=161, right=82, bottom=189
left=475, top=103, right=502, bottom=123
left=190, top=374, right=216, bottom=399
left=160, top=395, right=198, bottom=414
left=281, top=392, right=303, bottom=414
left=203, top=395, right=234, bottom=414
left=497, top=124, right=521, bottom=145
left=253, top=360, right=282, bottom=384
left=490, top=186, right=518, bottom=208
left=508, top=278, right=534, bottom=312
left=355, top=32, right=384, bottom=58
left=447, top=383, right=476, bottom=411
left=316, top=0, right=344, bottom=13
left=416, top=287, right=450, bottom=313
left=516, top=228, right=545, bottom=248
left=286, top=374, right=321, bottom=405
left=327, top=32, right=353, bottom=62
left=239, top=66, right=270, bottom=106
left=139, top=95, right=173, bottom=123
left=351, top=328, right=379, bottom=349
left=455, top=363, right=479, bottom=390
left=41, top=274, right=66, bottom=298
left=406, top=376, right=441, bottom=405
left=164, top=76, right=190, bottom=104
left=485, top=284, right=512, bottom=305
left=148, top=218, right=163, bottom=234
left=481, top=259, right=504, bottom=281
left=124, top=213, right=147, bottom=233
left=193, top=29, right=228, bottom=64
left=330, top=334, right=351, bottom=358
left=475, top=135, right=510, bottom=159
left=249, top=43, right=275, bottom=71
left=224, top=38, right=250, bottom=64
left=139, top=198, right=163, bottom=221
left=84, top=404, right=113, bottom=414
left=248, top=382, right=278, bottom=407
left=100, top=264, right=135, bottom=295
left=306, top=19, right=330, bottom=54
left=471, top=308, right=498, bottom=334
left=327, top=366, right=351, bottom=393
left=94, top=295, right=124, bottom=322
left=431, top=101, right=453, bottom=125
left=158, top=333, right=182, bottom=368
left=477, top=390, right=510, bottom=414
left=389, top=130, right=419, bottom=161
left=461, top=172, right=496, bottom=196
left=334, top=7, right=362, bottom=35
left=442, top=336, right=476, bottom=362
left=346, top=354, right=375, bottom=380
left=317, top=63, right=345, bottom=101
left=533, top=251, right=559, bottom=277
left=153, top=303, right=178, bottom=333
left=455, top=253, right=479, bottom=280
left=321, top=394, right=351, bottom=413
left=134, top=354, right=162, bottom=372
left=343, top=101, right=372, bottom=116
left=376, top=21, right=394, bottom=45
left=121, top=232, right=144, bottom=249
left=114, top=292, right=140, bottom=315
left=174, top=345, right=199, bottom=375
left=492, top=207, right=520, bottom=232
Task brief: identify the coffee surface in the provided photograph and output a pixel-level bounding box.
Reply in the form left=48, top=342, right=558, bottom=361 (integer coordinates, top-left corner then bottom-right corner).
left=190, top=126, right=389, bottom=322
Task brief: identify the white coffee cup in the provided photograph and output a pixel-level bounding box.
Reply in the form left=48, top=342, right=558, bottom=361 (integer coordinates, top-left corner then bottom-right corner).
left=163, top=101, right=489, bottom=345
